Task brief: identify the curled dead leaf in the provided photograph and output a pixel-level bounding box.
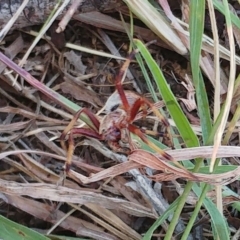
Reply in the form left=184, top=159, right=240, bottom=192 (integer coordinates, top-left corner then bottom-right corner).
left=1, top=147, right=240, bottom=186
left=129, top=150, right=240, bottom=185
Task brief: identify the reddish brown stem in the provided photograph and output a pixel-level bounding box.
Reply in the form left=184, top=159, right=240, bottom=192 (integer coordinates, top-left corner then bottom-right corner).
left=71, top=128, right=102, bottom=139
left=128, top=124, right=172, bottom=161
left=115, top=51, right=138, bottom=114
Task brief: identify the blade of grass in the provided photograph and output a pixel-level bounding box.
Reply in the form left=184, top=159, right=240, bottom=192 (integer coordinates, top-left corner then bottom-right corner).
left=23, top=30, right=126, bottom=60
left=197, top=165, right=237, bottom=174
left=213, top=0, right=240, bottom=28
left=178, top=1, right=210, bottom=239
left=207, top=0, right=223, bottom=223
left=134, top=50, right=184, bottom=148
left=135, top=46, right=188, bottom=153
left=189, top=2, right=212, bottom=143
left=133, top=39, right=199, bottom=148
left=210, top=0, right=236, bottom=172
left=0, top=214, right=51, bottom=240
left=135, top=53, right=158, bottom=102
left=223, top=102, right=240, bottom=144
left=182, top=0, right=234, bottom=238
left=207, top=3, right=236, bottom=230
left=192, top=184, right=230, bottom=240
left=142, top=200, right=178, bottom=240
left=207, top=74, right=240, bottom=145
left=182, top=184, right=230, bottom=240
left=197, top=72, right=213, bottom=142
left=213, top=73, right=240, bottom=146
left=135, top=1, right=211, bottom=239
left=123, top=0, right=187, bottom=55
left=18, top=0, right=68, bottom=68
left=133, top=39, right=203, bottom=239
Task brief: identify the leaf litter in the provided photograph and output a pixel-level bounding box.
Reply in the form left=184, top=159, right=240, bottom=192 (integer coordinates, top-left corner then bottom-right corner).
left=0, top=0, right=240, bottom=239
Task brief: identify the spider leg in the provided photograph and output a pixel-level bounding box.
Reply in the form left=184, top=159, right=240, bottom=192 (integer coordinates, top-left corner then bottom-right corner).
left=128, top=124, right=188, bottom=172
left=129, top=97, right=169, bottom=127
left=142, top=98, right=173, bottom=146
left=71, top=128, right=102, bottom=139
left=114, top=47, right=172, bottom=145
left=60, top=108, right=100, bottom=142
left=115, top=50, right=138, bottom=114
left=108, top=140, right=130, bottom=154
left=140, top=129, right=166, bottom=137
left=61, top=108, right=100, bottom=139
left=63, top=128, right=102, bottom=172
left=129, top=97, right=171, bottom=142
left=60, top=108, right=101, bottom=172
left=115, top=49, right=170, bottom=130
left=65, top=131, right=74, bottom=172
left=128, top=124, right=171, bottom=160
left=129, top=97, right=173, bottom=145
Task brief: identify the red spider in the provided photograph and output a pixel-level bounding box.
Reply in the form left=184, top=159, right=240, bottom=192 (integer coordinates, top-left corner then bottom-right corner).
left=60, top=50, right=177, bottom=172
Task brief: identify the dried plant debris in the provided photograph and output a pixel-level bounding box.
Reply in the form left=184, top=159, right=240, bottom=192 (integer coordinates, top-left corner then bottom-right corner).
left=1, top=0, right=240, bottom=239
left=60, top=81, right=103, bottom=108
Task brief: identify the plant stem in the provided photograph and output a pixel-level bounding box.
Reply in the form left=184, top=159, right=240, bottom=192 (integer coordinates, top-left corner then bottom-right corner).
left=181, top=184, right=209, bottom=240
left=163, top=181, right=194, bottom=240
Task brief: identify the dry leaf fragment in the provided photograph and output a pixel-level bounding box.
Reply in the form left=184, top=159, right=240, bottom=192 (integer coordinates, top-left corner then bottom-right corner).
left=179, top=75, right=197, bottom=112
left=60, top=82, right=103, bottom=108
left=64, top=50, right=87, bottom=74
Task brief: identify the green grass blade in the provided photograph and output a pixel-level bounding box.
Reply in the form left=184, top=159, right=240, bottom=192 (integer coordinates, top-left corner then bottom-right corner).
left=197, top=165, right=237, bottom=174
left=48, top=235, right=89, bottom=240
left=182, top=183, right=229, bottom=240
left=178, top=1, right=214, bottom=238
left=135, top=53, right=158, bottom=102
left=189, top=0, right=212, bottom=144
left=142, top=200, right=178, bottom=240
left=213, top=0, right=240, bottom=28
left=196, top=73, right=212, bottom=143
left=0, top=215, right=50, bottom=240
left=189, top=0, right=205, bottom=70
left=192, top=184, right=230, bottom=240
left=207, top=74, right=240, bottom=144
left=133, top=134, right=168, bottom=152
left=135, top=49, right=185, bottom=150
left=133, top=39, right=199, bottom=148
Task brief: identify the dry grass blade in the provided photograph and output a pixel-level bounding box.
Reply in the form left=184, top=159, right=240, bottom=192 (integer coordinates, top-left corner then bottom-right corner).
left=67, top=161, right=140, bottom=184
left=56, top=0, right=84, bottom=33
left=1, top=0, right=240, bottom=238
left=123, top=0, right=187, bottom=55
left=74, top=12, right=169, bottom=49
left=0, top=178, right=155, bottom=218
left=70, top=203, right=141, bottom=240
left=0, top=0, right=30, bottom=42
left=2, top=195, right=110, bottom=239
left=62, top=145, right=240, bottom=185
left=129, top=150, right=240, bottom=185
